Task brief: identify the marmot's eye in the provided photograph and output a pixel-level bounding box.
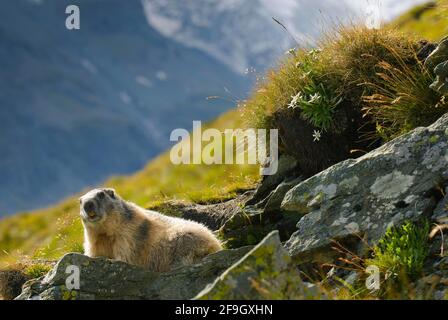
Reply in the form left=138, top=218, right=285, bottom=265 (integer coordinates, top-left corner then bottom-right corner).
left=106, top=189, right=116, bottom=199
left=98, top=191, right=105, bottom=200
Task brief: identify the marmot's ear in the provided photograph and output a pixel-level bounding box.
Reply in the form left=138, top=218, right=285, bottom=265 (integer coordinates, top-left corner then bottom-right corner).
left=104, top=188, right=116, bottom=199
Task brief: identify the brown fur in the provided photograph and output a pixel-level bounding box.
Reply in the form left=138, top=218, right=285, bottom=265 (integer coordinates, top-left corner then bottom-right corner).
left=80, top=188, right=222, bottom=272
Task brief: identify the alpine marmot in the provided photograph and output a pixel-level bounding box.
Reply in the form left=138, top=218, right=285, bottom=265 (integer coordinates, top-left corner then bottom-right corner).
left=79, top=188, right=222, bottom=272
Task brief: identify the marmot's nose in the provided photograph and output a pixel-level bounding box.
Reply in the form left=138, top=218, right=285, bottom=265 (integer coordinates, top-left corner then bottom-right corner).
left=84, top=201, right=96, bottom=217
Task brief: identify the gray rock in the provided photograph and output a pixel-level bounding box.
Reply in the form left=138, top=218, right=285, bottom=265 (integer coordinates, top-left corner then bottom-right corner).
left=432, top=187, right=448, bottom=223
left=282, top=113, right=448, bottom=263
left=16, top=246, right=252, bottom=300
left=416, top=273, right=448, bottom=299
left=422, top=226, right=448, bottom=299
left=425, top=36, right=448, bottom=70
left=17, top=253, right=155, bottom=300
left=147, top=246, right=252, bottom=300
left=434, top=289, right=448, bottom=300
left=195, top=231, right=326, bottom=300
left=217, top=176, right=303, bottom=248
left=430, top=60, right=448, bottom=95
left=425, top=36, right=448, bottom=95
left=343, top=271, right=359, bottom=287
left=178, top=191, right=255, bottom=231
left=264, top=177, right=303, bottom=214
left=0, top=270, right=30, bottom=300
left=148, top=191, right=256, bottom=233
left=247, top=155, right=299, bottom=205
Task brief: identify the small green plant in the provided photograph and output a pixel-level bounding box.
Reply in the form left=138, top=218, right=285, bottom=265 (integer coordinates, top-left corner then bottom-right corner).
left=368, top=220, right=430, bottom=279
left=326, top=220, right=431, bottom=300
left=69, top=242, right=84, bottom=254
left=24, top=263, right=52, bottom=279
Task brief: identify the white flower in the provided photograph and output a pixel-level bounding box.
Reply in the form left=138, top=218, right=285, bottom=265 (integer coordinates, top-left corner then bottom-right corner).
left=313, top=130, right=322, bottom=142
left=309, top=93, right=321, bottom=103
left=288, top=92, right=303, bottom=109
left=308, top=48, right=321, bottom=59
left=286, top=48, right=296, bottom=55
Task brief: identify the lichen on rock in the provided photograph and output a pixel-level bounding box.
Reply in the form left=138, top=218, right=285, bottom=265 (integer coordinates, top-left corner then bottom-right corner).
left=282, top=113, right=448, bottom=263
left=195, top=231, right=326, bottom=300
left=16, top=246, right=253, bottom=300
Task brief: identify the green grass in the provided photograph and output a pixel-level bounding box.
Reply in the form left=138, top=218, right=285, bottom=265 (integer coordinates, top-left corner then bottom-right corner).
left=362, top=53, right=445, bottom=141
left=23, top=263, right=53, bottom=279
left=393, top=0, right=448, bottom=41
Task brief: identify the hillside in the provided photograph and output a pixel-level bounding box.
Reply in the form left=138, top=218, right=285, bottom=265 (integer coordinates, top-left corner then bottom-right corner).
left=0, top=0, right=445, bottom=267
left=1, top=0, right=448, bottom=300
left=393, top=0, right=448, bottom=40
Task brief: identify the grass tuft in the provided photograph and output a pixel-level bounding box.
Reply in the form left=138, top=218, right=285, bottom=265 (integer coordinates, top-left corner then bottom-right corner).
left=242, top=24, right=447, bottom=143
left=363, top=53, right=445, bottom=141
left=23, top=263, right=52, bottom=279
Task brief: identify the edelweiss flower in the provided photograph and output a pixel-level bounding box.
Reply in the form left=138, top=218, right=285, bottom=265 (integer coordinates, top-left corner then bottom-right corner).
left=308, top=48, right=321, bottom=59
left=288, top=92, right=303, bottom=109
left=309, top=93, right=321, bottom=103
left=312, top=130, right=322, bottom=142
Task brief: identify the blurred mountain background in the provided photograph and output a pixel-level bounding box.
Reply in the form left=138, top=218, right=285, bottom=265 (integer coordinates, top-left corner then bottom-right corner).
left=0, top=0, right=426, bottom=215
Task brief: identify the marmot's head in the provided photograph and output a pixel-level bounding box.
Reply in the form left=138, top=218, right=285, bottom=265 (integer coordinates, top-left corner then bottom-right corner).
left=79, top=188, right=125, bottom=229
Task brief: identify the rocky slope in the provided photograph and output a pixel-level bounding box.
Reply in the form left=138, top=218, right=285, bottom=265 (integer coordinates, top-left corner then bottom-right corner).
left=13, top=109, right=448, bottom=300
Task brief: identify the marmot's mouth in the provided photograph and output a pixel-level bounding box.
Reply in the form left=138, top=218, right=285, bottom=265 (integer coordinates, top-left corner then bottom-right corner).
left=87, top=211, right=97, bottom=218
left=82, top=211, right=101, bottom=223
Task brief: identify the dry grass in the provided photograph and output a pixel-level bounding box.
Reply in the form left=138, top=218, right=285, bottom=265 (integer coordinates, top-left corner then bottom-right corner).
left=363, top=58, right=445, bottom=140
